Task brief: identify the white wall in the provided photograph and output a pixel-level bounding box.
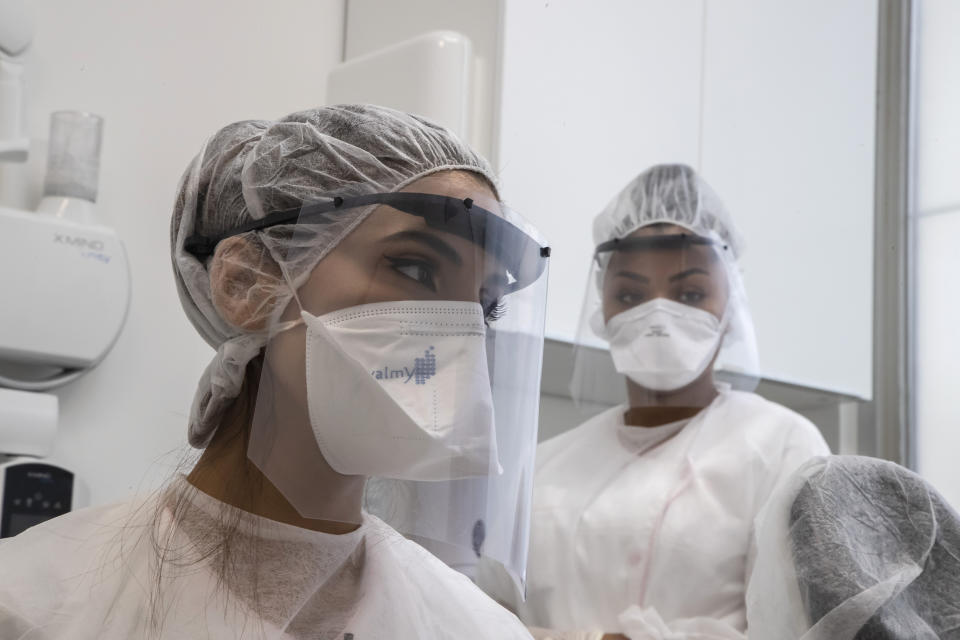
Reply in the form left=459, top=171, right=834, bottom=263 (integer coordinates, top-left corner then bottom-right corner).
left=913, top=0, right=960, bottom=509
left=0, top=0, right=344, bottom=507
left=498, top=0, right=877, bottom=399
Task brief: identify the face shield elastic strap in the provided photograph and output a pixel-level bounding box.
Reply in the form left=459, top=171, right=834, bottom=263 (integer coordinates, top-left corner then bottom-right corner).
left=184, top=192, right=551, bottom=293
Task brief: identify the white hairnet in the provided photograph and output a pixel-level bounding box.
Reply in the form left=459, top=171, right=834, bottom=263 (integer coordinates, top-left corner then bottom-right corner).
left=171, top=105, right=498, bottom=448
left=747, top=455, right=960, bottom=639
left=592, top=164, right=744, bottom=258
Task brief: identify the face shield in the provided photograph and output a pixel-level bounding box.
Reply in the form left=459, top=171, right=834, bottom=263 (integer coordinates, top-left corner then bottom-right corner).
left=187, top=190, right=549, bottom=591
left=571, top=222, right=759, bottom=409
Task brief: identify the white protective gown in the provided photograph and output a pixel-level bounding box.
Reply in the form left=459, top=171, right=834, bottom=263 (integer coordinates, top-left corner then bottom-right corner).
left=482, top=388, right=829, bottom=639
left=0, top=477, right=532, bottom=640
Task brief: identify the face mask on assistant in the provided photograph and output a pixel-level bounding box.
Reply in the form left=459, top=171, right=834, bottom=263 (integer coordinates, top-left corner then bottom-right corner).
left=600, top=297, right=726, bottom=392
left=300, top=299, right=500, bottom=481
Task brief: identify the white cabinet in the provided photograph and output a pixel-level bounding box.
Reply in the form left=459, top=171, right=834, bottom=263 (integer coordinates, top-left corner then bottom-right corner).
left=499, top=0, right=878, bottom=398
left=698, top=0, right=877, bottom=397
left=497, top=0, right=704, bottom=343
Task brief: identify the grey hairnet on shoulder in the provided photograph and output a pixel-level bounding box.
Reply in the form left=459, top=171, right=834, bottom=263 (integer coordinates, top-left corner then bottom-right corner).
left=748, top=455, right=960, bottom=639
left=170, top=105, right=498, bottom=449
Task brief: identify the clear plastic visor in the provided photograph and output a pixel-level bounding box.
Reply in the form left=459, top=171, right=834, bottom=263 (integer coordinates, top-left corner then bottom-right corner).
left=571, top=223, right=759, bottom=411
left=245, top=191, right=550, bottom=592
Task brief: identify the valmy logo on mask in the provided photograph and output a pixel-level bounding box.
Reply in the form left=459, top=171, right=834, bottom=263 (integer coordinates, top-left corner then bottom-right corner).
left=603, top=298, right=725, bottom=391
left=301, top=300, right=501, bottom=481
left=370, top=345, right=437, bottom=385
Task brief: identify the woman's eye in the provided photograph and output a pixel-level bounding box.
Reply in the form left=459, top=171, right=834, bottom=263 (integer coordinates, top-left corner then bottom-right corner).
left=678, top=290, right=706, bottom=305
left=387, top=257, right=437, bottom=291
left=617, top=291, right=645, bottom=306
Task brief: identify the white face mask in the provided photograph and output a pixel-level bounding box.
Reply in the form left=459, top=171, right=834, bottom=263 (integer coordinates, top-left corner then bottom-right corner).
left=602, top=298, right=724, bottom=392
left=300, top=300, right=500, bottom=481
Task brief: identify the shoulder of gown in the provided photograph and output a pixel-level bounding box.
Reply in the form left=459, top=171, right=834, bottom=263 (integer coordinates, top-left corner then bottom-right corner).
left=0, top=496, right=153, bottom=636
left=362, top=515, right=532, bottom=639
left=713, top=390, right=831, bottom=459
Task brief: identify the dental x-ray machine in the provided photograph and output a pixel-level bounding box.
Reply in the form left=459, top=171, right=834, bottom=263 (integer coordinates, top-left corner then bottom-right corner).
left=0, top=0, right=130, bottom=537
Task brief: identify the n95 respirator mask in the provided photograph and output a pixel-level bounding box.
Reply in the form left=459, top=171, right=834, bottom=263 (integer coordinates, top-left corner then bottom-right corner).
left=601, top=298, right=725, bottom=392
left=301, top=300, right=500, bottom=481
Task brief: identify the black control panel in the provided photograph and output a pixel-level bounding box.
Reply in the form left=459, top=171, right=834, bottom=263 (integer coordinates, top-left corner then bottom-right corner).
left=1, top=462, right=73, bottom=538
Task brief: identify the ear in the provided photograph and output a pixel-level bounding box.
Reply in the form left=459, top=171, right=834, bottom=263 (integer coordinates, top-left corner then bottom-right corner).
left=209, top=235, right=284, bottom=332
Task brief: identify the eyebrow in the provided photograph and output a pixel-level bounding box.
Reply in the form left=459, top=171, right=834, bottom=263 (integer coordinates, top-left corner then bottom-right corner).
left=669, top=268, right=710, bottom=282
left=613, top=271, right=650, bottom=283
left=382, top=230, right=463, bottom=266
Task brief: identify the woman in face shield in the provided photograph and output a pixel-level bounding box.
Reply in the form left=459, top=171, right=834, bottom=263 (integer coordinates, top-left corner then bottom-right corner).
left=479, top=165, right=830, bottom=640
left=0, top=105, right=549, bottom=639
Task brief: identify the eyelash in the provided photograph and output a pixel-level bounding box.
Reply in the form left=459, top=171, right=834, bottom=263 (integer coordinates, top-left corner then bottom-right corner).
left=484, top=299, right=507, bottom=325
